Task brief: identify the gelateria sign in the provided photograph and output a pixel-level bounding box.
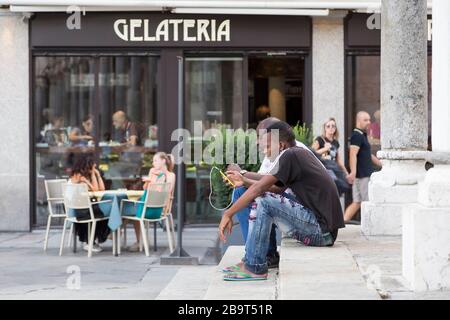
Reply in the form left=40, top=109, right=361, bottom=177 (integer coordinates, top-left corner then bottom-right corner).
left=30, top=13, right=311, bottom=48
left=113, top=19, right=230, bottom=42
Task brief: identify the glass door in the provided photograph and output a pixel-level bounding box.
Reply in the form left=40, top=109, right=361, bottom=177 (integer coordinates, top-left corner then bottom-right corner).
left=33, top=54, right=159, bottom=226
left=247, top=53, right=306, bottom=128
left=184, top=56, right=244, bottom=224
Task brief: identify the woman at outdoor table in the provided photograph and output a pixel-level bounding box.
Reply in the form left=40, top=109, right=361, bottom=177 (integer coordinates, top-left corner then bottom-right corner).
left=126, top=152, right=175, bottom=252
left=69, top=155, right=110, bottom=253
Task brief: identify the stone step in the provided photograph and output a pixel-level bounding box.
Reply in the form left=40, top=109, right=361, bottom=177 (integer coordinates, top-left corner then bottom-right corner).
left=156, top=266, right=215, bottom=300
left=278, top=237, right=381, bottom=300
left=204, top=246, right=278, bottom=300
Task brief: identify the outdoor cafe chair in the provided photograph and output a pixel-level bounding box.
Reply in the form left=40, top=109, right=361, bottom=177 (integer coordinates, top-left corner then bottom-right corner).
left=44, top=179, right=73, bottom=251
left=120, top=182, right=173, bottom=256
left=59, top=183, right=112, bottom=258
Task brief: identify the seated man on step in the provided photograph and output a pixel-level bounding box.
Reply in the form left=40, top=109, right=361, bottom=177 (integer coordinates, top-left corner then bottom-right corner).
left=219, top=121, right=345, bottom=281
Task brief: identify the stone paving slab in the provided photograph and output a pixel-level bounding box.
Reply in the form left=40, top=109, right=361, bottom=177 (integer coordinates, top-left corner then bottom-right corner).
left=336, top=225, right=450, bottom=300
left=204, top=246, right=278, bottom=300
left=0, top=227, right=219, bottom=300
left=156, top=266, right=215, bottom=300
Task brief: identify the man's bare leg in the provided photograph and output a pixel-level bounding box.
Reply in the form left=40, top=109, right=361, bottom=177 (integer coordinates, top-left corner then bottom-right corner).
left=344, top=202, right=361, bottom=222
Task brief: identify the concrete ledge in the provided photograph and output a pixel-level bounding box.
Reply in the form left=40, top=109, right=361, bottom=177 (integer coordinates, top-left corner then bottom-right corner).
left=278, top=237, right=380, bottom=300
left=204, top=246, right=277, bottom=300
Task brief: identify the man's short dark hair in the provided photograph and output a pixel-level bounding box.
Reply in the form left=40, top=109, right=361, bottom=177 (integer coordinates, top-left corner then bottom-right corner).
left=265, top=121, right=296, bottom=146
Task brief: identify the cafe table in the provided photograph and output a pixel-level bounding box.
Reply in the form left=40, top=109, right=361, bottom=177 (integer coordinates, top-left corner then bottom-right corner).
left=70, top=190, right=144, bottom=256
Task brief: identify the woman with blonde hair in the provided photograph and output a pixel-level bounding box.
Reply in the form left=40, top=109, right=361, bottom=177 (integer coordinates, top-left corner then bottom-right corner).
left=312, top=117, right=348, bottom=176
left=127, top=152, right=176, bottom=252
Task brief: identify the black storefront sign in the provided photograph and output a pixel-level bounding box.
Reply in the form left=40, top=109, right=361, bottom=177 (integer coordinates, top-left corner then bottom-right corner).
left=345, top=13, right=432, bottom=49
left=30, top=12, right=311, bottom=48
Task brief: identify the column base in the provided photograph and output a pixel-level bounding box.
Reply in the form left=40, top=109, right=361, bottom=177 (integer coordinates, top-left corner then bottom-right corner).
left=402, top=203, right=450, bottom=291
left=361, top=202, right=403, bottom=236
left=360, top=151, right=427, bottom=236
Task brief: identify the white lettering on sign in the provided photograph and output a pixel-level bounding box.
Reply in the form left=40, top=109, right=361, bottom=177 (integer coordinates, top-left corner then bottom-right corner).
left=113, top=19, right=231, bottom=42
left=366, top=13, right=433, bottom=41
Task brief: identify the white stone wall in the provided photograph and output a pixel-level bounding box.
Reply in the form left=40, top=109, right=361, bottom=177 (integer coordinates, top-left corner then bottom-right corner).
left=0, top=14, right=30, bottom=231
left=312, top=17, right=345, bottom=160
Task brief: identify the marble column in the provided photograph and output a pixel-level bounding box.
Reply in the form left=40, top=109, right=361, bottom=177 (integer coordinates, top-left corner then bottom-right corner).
left=0, top=13, right=30, bottom=231
left=402, top=0, right=450, bottom=291
left=312, top=16, right=345, bottom=160
left=361, top=0, right=428, bottom=236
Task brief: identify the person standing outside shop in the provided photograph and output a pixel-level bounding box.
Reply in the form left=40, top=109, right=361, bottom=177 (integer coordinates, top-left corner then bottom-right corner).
left=344, top=111, right=382, bottom=223
left=311, top=117, right=348, bottom=176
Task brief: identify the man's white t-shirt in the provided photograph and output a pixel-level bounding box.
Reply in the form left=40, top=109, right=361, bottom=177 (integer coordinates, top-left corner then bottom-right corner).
left=258, top=140, right=323, bottom=174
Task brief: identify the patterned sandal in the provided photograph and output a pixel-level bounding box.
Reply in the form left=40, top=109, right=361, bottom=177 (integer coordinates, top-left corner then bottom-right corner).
left=223, top=271, right=268, bottom=281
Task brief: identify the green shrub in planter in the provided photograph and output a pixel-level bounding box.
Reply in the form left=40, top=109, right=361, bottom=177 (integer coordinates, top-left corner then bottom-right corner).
left=208, top=127, right=262, bottom=210
left=292, top=122, right=314, bottom=146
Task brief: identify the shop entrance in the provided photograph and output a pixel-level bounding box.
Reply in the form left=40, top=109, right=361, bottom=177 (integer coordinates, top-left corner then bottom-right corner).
left=183, top=52, right=309, bottom=224
left=247, top=54, right=306, bottom=128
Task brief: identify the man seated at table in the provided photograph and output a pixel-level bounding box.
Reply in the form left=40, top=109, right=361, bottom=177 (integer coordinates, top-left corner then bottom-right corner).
left=69, top=114, right=95, bottom=147
left=69, top=155, right=110, bottom=253
left=109, top=110, right=144, bottom=189
left=112, top=110, right=142, bottom=146
left=219, top=121, right=345, bottom=281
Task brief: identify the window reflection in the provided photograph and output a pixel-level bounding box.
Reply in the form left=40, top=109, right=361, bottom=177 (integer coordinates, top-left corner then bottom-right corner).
left=34, top=55, right=159, bottom=226
left=352, top=55, right=432, bottom=153
left=184, top=57, right=244, bottom=223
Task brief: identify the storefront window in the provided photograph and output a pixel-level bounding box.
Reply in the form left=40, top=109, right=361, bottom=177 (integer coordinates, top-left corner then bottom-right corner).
left=33, top=55, right=158, bottom=226
left=351, top=55, right=432, bottom=154
left=184, top=57, right=244, bottom=223
left=353, top=56, right=381, bottom=154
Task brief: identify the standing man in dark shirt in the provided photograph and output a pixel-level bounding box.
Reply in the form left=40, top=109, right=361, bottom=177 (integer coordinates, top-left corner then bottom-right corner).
left=344, top=111, right=382, bottom=222
left=219, top=121, right=345, bottom=281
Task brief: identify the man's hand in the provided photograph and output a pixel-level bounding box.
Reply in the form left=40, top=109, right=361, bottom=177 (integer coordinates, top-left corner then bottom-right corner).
left=372, top=154, right=383, bottom=168
left=346, top=173, right=356, bottom=185
left=227, top=164, right=241, bottom=172
left=219, top=212, right=234, bottom=242
left=225, top=171, right=245, bottom=187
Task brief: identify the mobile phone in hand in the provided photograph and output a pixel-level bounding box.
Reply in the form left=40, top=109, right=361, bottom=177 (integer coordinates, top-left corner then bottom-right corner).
left=219, top=169, right=236, bottom=188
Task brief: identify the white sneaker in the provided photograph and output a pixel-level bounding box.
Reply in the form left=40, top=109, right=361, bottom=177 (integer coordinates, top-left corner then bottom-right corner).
left=83, top=243, right=103, bottom=253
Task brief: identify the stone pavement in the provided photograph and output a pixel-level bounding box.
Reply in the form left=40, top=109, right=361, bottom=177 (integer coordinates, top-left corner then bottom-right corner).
left=331, top=225, right=449, bottom=300
left=0, top=225, right=449, bottom=300
left=0, top=227, right=220, bottom=300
